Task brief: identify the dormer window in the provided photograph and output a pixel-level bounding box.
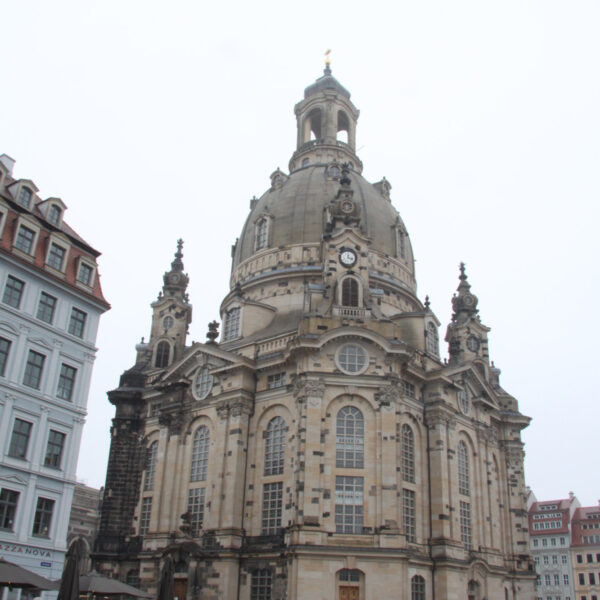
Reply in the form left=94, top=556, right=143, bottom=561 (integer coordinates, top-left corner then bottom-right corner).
left=15, top=225, right=36, bottom=254
left=48, top=205, right=62, bottom=226
left=17, top=187, right=32, bottom=209
left=76, top=260, right=95, bottom=287
left=328, top=164, right=341, bottom=179
left=47, top=243, right=67, bottom=271
left=255, top=218, right=268, bottom=251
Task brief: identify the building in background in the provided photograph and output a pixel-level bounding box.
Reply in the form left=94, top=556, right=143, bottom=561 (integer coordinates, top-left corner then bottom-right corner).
left=0, top=154, right=109, bottom=591
left=527, top=491, right=579, bottom=600
left=94, top=67, right=535, bottom=599
left=67, top=483, right=103, bottom=574
left=570, top=504, right=600, bottom=600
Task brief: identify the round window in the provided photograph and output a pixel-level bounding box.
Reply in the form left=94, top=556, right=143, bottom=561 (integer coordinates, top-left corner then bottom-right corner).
left=337, top=344, right=368, bottom=374
left=194, top=367, right=213, bottom=400
left=163, top=316, right=174, bottom=330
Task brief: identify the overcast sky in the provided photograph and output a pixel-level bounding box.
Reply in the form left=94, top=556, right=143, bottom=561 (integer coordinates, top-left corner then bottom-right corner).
left=2, top=1, right=599, bottom=506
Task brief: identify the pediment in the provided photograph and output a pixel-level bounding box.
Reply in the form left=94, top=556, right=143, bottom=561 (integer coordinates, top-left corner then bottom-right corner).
left=447, top=364, right=498, bottom=409
left=0, top=473, right=27, bottom=486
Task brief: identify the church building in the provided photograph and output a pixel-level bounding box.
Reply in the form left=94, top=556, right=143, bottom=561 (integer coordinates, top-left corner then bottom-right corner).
left=93, top=66, right=536, bottom=600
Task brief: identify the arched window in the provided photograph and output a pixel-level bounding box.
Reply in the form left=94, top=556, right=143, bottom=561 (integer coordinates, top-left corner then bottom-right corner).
left=426, top=322, right=439, bottom=356
left=255, top=218, right=268, bottom=250
left=143, top=441, right=158, bottom=491
left=468, top=579, right=480, bottom=600
left=222, top=307, right=241, bottom=341
left=341, top=277, right=359, bottom=307
left=339, top=569, right=361, bottom=583
left=337, top=110, right=350, bottom=143
left=458, top=440, right=470, bottom=495
left=154, top=341, right=170, bottom=368
left=304, top=108, right=322, bottom=141
left=264, top=416, right=286, bottom=476
left=397, top=229, right=405, bottom=259
left=401, top=424, right=415, bottom=483
left=336, top=406, right=364, bottom=468
left=411, top=575, right=426, bottom=600
left=190, top=426, right=210, bottom=482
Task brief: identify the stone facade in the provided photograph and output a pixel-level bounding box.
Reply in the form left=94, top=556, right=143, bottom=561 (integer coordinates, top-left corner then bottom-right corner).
left=93, top=67, right=536, bottom=600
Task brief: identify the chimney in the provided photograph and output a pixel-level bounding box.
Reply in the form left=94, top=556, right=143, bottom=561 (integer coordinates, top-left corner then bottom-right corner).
left=0, top=154, right=16, bottom=175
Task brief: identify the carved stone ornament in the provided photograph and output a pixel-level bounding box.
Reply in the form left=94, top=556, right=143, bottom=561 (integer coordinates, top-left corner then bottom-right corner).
left=375, top=385, right=399, bottom=407
left=293, top=378, right=325, bottom=399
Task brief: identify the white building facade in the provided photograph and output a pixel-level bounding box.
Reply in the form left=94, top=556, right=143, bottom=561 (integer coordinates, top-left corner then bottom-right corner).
left=0, top=154, right=109, bottom=593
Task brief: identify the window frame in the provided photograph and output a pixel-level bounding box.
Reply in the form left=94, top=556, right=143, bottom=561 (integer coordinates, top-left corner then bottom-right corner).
left=261, top=481, right=283, bottom=535
left=187, top=487, right=206, bottom=537
left=23, top=350, right=46, bottom=390
left=335, top=475, right=364, bottom=534
left=222, top=306, right=241, bottom=342
left=336, top=406, right=364, bottom=469
left=44, top=430, right=66, bottom=469
left=8, top=418, right=33, bottom=459
left=46, top=241, right=68, bottom=272
left=154, top=340, right=171, bottom=368
left=76, top=258, right=96, bottom=288
left=32, top=497, right=55, bottom=538
left=68, top=307, right=87, bottom=338
left=458, top=440, right=470, bottom=496
left=264, top=416, right=286, bottom=476
left=16, top=186, right=33, bottom=209
left=190, top=426, right=210, bottom=482
left=0, top=337, right=12, bottom=377
left=3, top=275, right=25, bottom=309
left=340, top=276, right=360, bottom=307
left=0, top=488, right=20, bottom=531
left=14, top=224, right=36, bottom=254
left=336, top=343, right=368, bottom=375
left=37, top=292, right=58, bottom=324
left=254, top=216, right=269, bottom=251
left=401, top=424, right=415, bottom=483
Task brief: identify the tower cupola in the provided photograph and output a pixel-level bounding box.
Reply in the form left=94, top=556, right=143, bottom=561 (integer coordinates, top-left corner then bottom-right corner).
left=289, top=64, right=362, bottom=173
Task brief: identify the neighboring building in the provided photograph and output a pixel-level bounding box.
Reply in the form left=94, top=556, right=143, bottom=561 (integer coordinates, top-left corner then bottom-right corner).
left=93, top=66, right=535, bottom=599
left=571, top=504, right=600, bottom=600
left=0, top=154, right=109, bottom=590
left=527, top=491, right=580, bottom=600
left=67, top=483, right=103, bottom=574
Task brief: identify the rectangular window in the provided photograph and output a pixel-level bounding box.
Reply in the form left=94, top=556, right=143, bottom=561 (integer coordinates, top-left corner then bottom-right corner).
left=564, top=574, right=569, bottom=585
left=560, top=537, right=566, bottom=545
left=139, top=497, right=152, bottom=535
left=23, top=350, right=45, bottom=389
left=267, top=372, right=286, bottom=389
left=578, top=554, right=583, bottom=563
left=579, top=574, right=585, bottom=585
left=56, top=364, right=77, bottom=401
left=250, top=568, right=272, bottom=600
left=588, top=554, right=594, bottom=563
left=590, top=574, right=596, bottom=585
left=544, top=555, right=549, bottom=565
left=0, top=489, right=19, bottom=531
left=545, top=574, right=551, bottom=586
left=37, top=292, right=57, bottom=324
left=44, top=430, right=66, bottom=469
left=68, top=308, right=87, bottom=338
left=17, top=187, right=32, bottom=208
left=533, top=538, right=539, bottom=547
left=77, top=262, right=93, bottom=286
left=403, top=488, right=416, bottom=543
left=3, top=275, right=25, bottom=309
left=335, top=476, right=363, bottom=534
left=553, top=555, right=558, bottom=564
left=459, top=500, right=472, bottom=549
left=542, top=538, right=547, bottom=546
left=47, top=243, right=66, bottom=271
left=32, top=497, right=54, bottom=537
left=8, top=418, right=32, bottom=459
left=554, top=574, right=560, bottom=585
left=562, top=555, right=568, bottom=564
left=187, top=488, right=206, bottom=537
left=15, top=225, right=35, bottom=254
left=149, top=402, right=161, bottom=417
left=262, top=482, right=282, bottom=535
left=402, top=380, right=416, bottom=398
left=0, top=337, right=11, bottom=377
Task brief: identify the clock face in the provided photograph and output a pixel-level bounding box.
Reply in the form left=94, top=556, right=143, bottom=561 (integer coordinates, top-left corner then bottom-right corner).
left=340, top=249, right=357, bottom=267
left=467, top=335, right=480, bottom=352
left=169, top=273, right=180, bottom=284
left=341, top=200, right=354, bottom=213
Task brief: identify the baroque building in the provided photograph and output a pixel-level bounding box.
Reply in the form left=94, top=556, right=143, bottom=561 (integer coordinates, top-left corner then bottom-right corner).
left=94, top=66, right=535, bottom=600
left=0, top=154, right=109, bottom=590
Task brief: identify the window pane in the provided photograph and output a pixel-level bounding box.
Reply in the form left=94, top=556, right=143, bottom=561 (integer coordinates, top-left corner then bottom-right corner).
left=47, top=243, right=66, bottom=270
left=139, top=497, right=152, bottom=535
left=37, top=292, right=57, bottom=324
left=403, top=488, right=416, bottom=542
left=222, top=307, right=240, bottom=341
left=187, top=487, right=206, bottom=536
left=0, top=489, right=20, bottom=531
left=17, top=187, right=32, bottom=208
left=251, top=568, right=272, bottom=600
left=8, top=419, right=32, bottom=458
left=335, top=476, right=363, bottom=534
left=44, top=430, right=66, bottom=468
left=56, top=364, right=77, bottom=401
left=48, top=205, right=61, bottom=225
left=264, top=417, right=286, bottom=476
left=460, top=500, right=472, bottom=549
left=0, top=337, right=11, bottom=377
left=261, top=482, right=282, bottom=534
left=401, top=424, right=415, bottom=483
left=458, top=441, right=470, bottom=495
left=190, top=427, right=209, bottom=482
left=336, top=406, right=364, bottom=468
left=15, top=225, right=35, bottom=253
left=32, top=497, right=54, bottom=537
left=341, top=278, right=359, bottom=306
left=144, top=442, right=158, bottom=491
left=338, top=344, right=367, bottom=373
left=68, top=308, right=87, bottom=338
left=23, top=351, right=45, bottom=389
left=3, top=276, right=25, bottom=309
left=77, top=262, right=93, bottom=286
left=155, top=341, right=170, bottom=368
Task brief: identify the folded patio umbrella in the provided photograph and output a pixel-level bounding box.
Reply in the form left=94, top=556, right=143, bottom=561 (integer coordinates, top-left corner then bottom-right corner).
left=79, top=572, right=152, bottom=597
left=0, top=557, right=59, bottom=590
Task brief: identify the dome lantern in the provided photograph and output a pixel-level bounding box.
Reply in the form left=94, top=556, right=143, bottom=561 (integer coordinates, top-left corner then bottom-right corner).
left=289, top=66, right=362, bottom=173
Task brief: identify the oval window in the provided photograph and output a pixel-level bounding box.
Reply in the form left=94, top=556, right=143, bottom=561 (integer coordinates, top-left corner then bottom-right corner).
left=194, top=367, right=213, bottom=400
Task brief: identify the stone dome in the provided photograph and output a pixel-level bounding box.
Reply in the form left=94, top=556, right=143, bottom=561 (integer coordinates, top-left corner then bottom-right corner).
left=232, top=164, right=412, bottom=269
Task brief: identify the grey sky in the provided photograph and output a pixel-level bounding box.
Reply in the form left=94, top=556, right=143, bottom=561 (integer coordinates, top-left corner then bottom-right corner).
left=2, top=1, right=598, bottom=506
